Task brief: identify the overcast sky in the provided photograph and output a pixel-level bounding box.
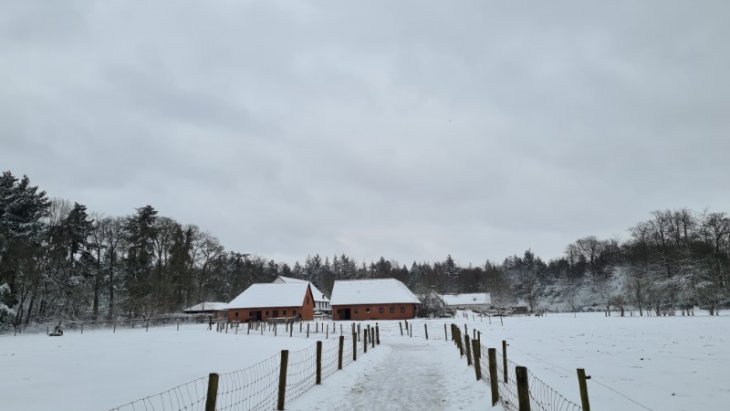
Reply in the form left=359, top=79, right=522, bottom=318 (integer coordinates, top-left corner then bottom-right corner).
left=2, top=1, right=729, bottom=266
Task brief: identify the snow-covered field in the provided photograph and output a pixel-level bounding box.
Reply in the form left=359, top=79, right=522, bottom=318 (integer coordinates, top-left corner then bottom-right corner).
left=0, top=324, right=313, bottom=411
left=404, top=312, right=730, bottom=411
left=2, top=313, right=728, bottom=411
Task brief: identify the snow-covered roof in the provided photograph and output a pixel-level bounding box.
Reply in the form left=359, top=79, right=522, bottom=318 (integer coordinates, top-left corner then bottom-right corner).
left=183, top=302, right=228, bottom=312
left=330, top=278, right=420, bottom=306
left=273, top=276, right=329, bottom=302
left=227, top=283, right=311, bottom=309
left=440, top=293, right=491, bottom=306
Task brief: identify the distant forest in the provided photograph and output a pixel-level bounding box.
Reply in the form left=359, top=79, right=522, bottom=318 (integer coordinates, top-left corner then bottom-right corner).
left=1, top=170, right=729, bottom=328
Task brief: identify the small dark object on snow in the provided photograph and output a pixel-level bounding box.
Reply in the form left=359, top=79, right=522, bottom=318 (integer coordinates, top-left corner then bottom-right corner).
left=49, top=324, right=64, bottom=337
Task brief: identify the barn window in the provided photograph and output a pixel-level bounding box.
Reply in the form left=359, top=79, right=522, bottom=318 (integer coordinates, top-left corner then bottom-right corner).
left=235, top=312, right=239, bottom=317
left=379, top=307, right=384, bottom=314
left=283, top=310, right=287, bottom=315
left=365, top=307, right=371, bottom=313
left=265, top=311, right=270, bottom=315
left=354, top=308, right=359, bottom=314
left=389, top=307, right=395, bottom=313
left=400, top=306, right=405, bottom=313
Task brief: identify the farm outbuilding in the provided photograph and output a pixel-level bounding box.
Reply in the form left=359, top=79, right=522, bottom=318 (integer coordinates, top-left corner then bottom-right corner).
left=182, top=302, right=228, bottom=318
left=226, top=282, right=315, bottom=322
left=439, top=293, right=491, bottom=311
left=330, top=278, right=420, bottom=321
left=272, top=275, right=331, bottom=316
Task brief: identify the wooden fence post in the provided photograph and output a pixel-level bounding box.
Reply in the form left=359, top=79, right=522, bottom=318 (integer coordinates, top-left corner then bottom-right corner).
left=488, top=348, right=499, bottom=405
left=145, top=321, right=148, bottom=332
left=205, top=373, right=219, bottom=411
left=277, top=350, right=289, bottom=411
left=364, top=329, right=368, bottom=353
left=338, top=336, right=344, bottom=370
left=274, top=322, right=277, bottom=336
left=464, top=324, right=467, bottom=336
left=113, top=322, right=116, bottom=333
left=352, top=332, right=357, bottom=361
left=307, top=323, right=310, bottom=338
left=399, top=322, right=403, bottom=336
left=300, top=322, right=302, bottom=333
left=177, top=320, right=180, bottom=331
left=516, top=366, right=530, bottom=411
left=81, top=324, right=84, bottom=334
left=502, top=340, right=508, bottom=383
left=424, top=323, right=429, bottom=340
left=465, top=335, right=472, bottom=366
left=577, top=368, right=591, bottom=411
left=472, top=340, right=482, bottom=380
left=290, top=322, right=293, bottom=337
left=371, top=329, right=375, bottom=348
left=316, top=341, right=322, bottom=385
left=357, top=324, right=361, bottom=341
left=375, top=324, right=380, bottom=345
left=326, top=325, right=329, bottom=339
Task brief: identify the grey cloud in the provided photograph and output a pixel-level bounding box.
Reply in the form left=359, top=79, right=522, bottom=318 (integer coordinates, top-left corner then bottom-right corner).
left=1, top=0, right=729, bottom=265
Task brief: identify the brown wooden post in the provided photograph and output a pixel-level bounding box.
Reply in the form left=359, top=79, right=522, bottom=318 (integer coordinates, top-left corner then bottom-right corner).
left=399, top=322, right=403, bottom=336
left=471, top=340, right=482, bottom=380
left=307, top=323, right=310, bottom=338
left=300, top=322, right=302, bottom=333
left=577, top=368, right=591, bottom=411
left=338, top=335, right=344, bottom=370
left=326, top=325, right=329, bottom=339
left=502, top=340, right=508, bottom=383
left=357, top=323, right=361, bottom=341
left=465, top=335, right=472, bottom=366
left=444, top=323, right=447, bottom=340
left=274, top=322, right=277, bottom=336
left=290, top=322, right=293, bottom=337
left=352, top=332, right=357, bottom=361
left=316, top=341, right=323, bottom=384
left=364, top=329, right=368, bottom=353
left=277, top=350, right=289, bottom=411
left=375, top=324, right=380, bottom=345
left=488, top=348, right=499, bottom=405
left=371, top=329, right=375, bottom=348
left=424, top=323, right=428, bottom=340
left=516, top=366, right=530, bottom=411
left=204, top=372, right=220, bottom=411
left=113, top=322, right=116, bottom=333
left=205, top=373, right=219, bottom=411
left=464, top=323, right=467, bottom=336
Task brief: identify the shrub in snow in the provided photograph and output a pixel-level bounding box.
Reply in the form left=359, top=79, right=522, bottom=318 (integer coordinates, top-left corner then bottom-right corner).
left=0, top=283, right=15, bottom=328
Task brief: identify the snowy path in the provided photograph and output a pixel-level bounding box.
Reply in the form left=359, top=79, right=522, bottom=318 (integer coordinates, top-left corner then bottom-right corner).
left=289, top=338, right=498, bottom=411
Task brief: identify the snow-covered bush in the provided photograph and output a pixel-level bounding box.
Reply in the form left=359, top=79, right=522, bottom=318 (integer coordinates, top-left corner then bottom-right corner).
left=0, top=283, right=16, bottom=329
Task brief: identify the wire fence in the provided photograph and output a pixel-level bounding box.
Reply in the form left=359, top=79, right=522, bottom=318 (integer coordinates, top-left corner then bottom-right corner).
left=396, top=319, right=584, bottom=411
left=109, top=329, right=376, bottom=411
left=109, top=376, right=209, bottom=411
left=6, top=314, right=215, bottom=336
left=216, top=353, right=281, bottom=411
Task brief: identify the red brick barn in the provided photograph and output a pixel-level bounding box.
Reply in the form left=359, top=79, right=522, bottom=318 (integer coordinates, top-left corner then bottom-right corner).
left=227, top=283, right=315, bottom=322
left=330, top=278, right=420, bottom=321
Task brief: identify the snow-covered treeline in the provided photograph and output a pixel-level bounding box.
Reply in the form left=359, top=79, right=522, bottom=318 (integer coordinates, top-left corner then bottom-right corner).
left=1, top=170, right=729, bottom=329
